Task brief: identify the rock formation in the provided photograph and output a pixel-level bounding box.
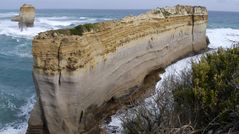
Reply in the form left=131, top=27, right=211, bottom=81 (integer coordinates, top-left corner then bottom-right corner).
left=11, top=4, right=35, bottom=31
left=27, top=5, right=208, bottom=134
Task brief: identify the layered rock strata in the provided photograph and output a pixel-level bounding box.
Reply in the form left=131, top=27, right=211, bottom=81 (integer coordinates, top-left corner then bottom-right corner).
left=11, top=4, right=35, bottom=31
left=27, top=5, right=208, bottom=134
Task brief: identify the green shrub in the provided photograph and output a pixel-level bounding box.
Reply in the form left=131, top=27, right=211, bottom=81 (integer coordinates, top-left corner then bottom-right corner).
left=173, top=47, right=239, bottom=132
left=69, top=23, right=98, bottom=35
left=153, top=8, right=172, bottom=17
left=121, top=46, right=239, bottom=133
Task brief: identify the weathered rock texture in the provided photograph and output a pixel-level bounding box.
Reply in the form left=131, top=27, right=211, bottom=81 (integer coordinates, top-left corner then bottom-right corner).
left=11, top=4, right=35, bottom=30
left=27, top=5, right=208, bottom=134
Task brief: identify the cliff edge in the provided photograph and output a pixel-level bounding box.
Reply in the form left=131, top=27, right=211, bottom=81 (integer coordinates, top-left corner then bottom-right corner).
left=27, top=5, right=208, bottom=134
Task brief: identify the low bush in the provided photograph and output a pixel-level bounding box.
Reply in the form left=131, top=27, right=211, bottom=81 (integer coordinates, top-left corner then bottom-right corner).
left=121, top=46, right=239, bottom=134
left=69, top=23, right=98, bottom=35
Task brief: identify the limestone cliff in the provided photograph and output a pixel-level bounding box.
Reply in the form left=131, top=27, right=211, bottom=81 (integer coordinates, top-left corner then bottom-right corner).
left=11, top=4, right=35, bottom=30
left=27, top=5, right=208, bottom=134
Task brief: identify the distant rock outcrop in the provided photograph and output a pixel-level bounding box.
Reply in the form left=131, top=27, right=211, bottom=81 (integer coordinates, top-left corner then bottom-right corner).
left=11, top=4, right=35, bottom=31
left=27, top=5, right=208, bottom=134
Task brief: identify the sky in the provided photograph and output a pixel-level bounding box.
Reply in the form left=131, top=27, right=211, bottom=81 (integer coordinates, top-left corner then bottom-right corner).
left=0, top=0, right=239, bottom=12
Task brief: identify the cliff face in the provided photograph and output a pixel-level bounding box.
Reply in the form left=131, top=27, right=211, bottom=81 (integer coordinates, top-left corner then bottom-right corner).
left=27, top=5, right=208, bottom=134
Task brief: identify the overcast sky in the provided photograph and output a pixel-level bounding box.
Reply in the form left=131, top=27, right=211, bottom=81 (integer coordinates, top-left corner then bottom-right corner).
left=1, top=0, right=239, bottom=12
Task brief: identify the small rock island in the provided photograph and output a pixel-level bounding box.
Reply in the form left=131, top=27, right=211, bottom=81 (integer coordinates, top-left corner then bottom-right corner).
left=11, top=4, right=35, bottom=31
left=27, top=5, right=208, bottom=134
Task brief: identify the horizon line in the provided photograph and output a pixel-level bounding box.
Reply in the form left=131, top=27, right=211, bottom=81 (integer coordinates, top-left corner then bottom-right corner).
left=0, top=8, right=238, bottom=13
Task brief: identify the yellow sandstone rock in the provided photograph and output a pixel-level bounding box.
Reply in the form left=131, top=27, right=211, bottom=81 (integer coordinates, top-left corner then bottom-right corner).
left=11, top=4, right=35, bottom=30
left=27, top=5, right=208, bottom=134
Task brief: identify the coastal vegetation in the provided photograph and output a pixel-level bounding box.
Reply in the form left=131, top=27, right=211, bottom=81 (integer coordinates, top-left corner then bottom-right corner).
left=48, top=23, right=99, bottom=36
left=69, top=23, right=99, bottom=35
left=121, top=46, right=239, bottom=134
left=153, top=8, right=172, bottom=17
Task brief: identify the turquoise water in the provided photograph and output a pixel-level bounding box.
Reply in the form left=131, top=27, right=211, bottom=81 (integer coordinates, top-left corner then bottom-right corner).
left=208, top=11, right=239, bottom=29
left=0, top=9, right=238, bottom=133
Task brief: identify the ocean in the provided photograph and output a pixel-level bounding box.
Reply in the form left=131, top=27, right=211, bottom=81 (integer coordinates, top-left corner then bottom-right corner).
left=0, top=9, right=238, bottom=134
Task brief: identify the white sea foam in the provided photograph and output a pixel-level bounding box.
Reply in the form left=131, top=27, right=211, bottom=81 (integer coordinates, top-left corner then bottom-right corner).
left=207, top=28, right=239, bottom=48
left=0, top=19, right=50, bottom=39
left=0, top=42, right=32, bottom=58
left=17, top=96, right=35, bottom=119
left=14, top=43, right=32, bottom=58
left=0, top=12, right=18, bottom=18
left=0, top=96, right=35, bottom=134
left=36, top=18, right=80, bottom=27
left=0, top=16, right=101, bottom=39
left=0, top=124, right=28, bottom=134
left=39, top=16, right=73, bottom=20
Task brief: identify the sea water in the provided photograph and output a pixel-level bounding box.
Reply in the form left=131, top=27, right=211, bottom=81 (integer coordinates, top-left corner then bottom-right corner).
left=0, top=9, right=238, bottom=134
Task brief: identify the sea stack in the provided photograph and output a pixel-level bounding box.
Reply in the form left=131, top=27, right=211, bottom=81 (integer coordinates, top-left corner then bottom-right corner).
left=27, top=5, right=208, bottom=134
left=11, top=4, right=35, bottom=31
